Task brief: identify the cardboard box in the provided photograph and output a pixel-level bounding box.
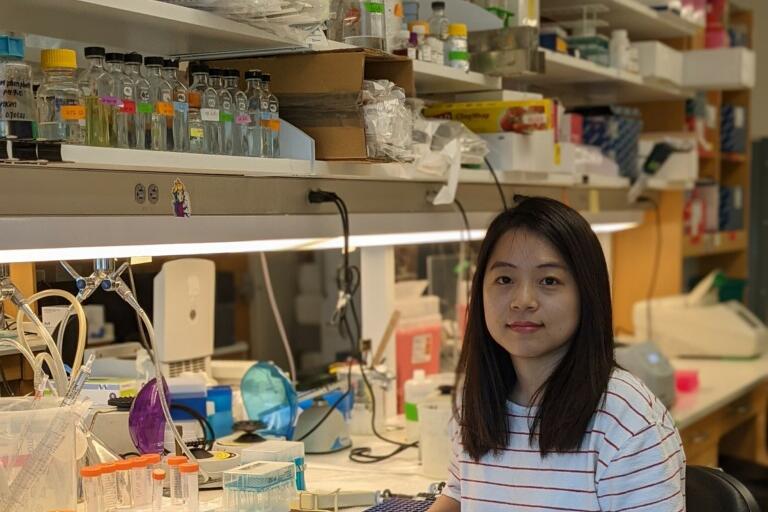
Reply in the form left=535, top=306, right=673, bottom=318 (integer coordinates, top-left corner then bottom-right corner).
left=632, top=41, right=683, bottom=86
left=683, top=47, right=755, bottom=89
left=423, top=100, right=556, bottom=134
left=215, top=49, right=414, bottom=160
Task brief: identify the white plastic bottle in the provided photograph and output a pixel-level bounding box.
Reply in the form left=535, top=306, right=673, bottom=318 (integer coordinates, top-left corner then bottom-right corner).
left=404, top=369, right=435, bottom=443
left=610, top=29, right=631, bottom=71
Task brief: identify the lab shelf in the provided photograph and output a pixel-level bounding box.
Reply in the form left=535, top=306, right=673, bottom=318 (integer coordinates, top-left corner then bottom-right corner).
left=683, top=231, right=747, bottom=258
left=722, top=153, right=748, bottom=164
left=541, top=0, right=704, bottom=41
left=507, top=50, right=692, bottom=105
left=412, top=60, right=502, bottom=94
left=0, top=0, right=305, bottom=58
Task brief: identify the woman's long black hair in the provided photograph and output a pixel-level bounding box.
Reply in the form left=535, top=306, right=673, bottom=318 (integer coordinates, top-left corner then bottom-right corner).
left=456, top=196, right=615, bottom=459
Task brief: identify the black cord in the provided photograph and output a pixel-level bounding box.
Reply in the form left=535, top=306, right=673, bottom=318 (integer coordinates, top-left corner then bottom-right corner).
left=639, top=196, right=662, bottom=341
left=484, top=156, right=508, bottom=211
left=170, top=403, right=215, bottom=451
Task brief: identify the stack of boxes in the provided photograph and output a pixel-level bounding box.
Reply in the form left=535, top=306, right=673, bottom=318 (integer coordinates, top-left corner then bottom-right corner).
left=572, top=106, right=643, bottom=180
left=721, top=104, right=747, bottom=155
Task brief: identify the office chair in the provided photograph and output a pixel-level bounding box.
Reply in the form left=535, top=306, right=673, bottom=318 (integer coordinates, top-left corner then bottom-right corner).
left=686, top=465, right=761, bottom=512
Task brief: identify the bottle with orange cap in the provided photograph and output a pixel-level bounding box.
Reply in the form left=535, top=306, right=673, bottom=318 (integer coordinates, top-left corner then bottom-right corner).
left=130, top=456, right=152, bottom=508
left=99, top=462, right=118, bottom=510
left=166, top=455, right=188, bottom=506
left=80, top=465, right=103, bottom=512
left=151, top=468, right=166, bottom=512
left=179, top=462, right=200, bottom=512
left=114, top=459, right=134, bottom=509
left=36, top=49, right=85, bottom=144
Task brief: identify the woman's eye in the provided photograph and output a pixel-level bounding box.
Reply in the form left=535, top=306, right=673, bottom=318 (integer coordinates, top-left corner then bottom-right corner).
left=494, top=276, right=511, bottom=285
left=541, top=277, right=560, bottom=286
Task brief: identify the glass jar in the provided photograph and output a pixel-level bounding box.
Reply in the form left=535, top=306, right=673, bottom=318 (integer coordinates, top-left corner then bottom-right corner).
left=36, top=49, right=85, bottom=144
left=0, top=34, right=36, bottom=140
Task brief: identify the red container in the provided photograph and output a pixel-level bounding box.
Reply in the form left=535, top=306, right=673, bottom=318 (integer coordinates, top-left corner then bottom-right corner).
left=395, top=321, right=442, bottom=413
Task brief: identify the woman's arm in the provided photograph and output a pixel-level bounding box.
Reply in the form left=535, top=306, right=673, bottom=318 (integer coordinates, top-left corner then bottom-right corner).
left=428, top=495, right=460, bottom=512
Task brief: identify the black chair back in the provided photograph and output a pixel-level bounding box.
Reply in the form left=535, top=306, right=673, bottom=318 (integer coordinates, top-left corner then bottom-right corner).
left=686, top=465, right=761, bottom=512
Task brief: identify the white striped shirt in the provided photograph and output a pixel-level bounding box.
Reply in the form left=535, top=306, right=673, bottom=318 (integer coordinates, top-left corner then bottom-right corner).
left=443, top=368, right=686, bottom=511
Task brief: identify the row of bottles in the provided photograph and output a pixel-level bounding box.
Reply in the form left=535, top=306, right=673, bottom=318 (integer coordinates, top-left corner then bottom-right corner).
left=32, top=46, right=280, bottom=157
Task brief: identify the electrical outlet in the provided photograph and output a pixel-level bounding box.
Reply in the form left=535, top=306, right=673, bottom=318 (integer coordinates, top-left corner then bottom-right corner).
left=148, top=184, right=159, bottom=204
left=134, top=183, right=146, bottom=204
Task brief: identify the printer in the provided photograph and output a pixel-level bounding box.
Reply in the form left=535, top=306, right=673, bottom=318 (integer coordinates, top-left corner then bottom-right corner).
left=633, top=271, right=768, bottom=358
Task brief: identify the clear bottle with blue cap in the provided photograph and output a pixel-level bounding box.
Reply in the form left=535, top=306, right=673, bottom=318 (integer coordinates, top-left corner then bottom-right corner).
left=0, top=33, right=36, bottom=140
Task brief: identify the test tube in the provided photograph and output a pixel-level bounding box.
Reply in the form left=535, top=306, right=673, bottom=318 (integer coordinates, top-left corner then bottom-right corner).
left=131, top=457, right=151, bottom=507
left=81, top=465, right=104, bottom=512
left=99, top=462, right=118, bottom=511
left=142, top=452, right=162, bottom=471
left=179, top=462, right=199, bottom=512
left=152, top=469, right=166, bottom=512
left=115, top=459, right=134, bottom=509
left=166, top=455, right=188, bottom=506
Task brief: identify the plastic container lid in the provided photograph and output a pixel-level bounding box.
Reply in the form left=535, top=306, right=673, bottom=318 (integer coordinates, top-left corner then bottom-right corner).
left=84, top=46, right=105, bottom=58
left=409, top=21, right=430, bottom=34
left=448, top=23, right=468, bottom=38
left=141, top=453, right=162, bottom=465
left=179, top=462, right=199, bottom=474
left=245, top=69, right=262, bottom=80
left=0, top=35, right=24, bottom=59
left=41, top=49, right=77, bottom=70
left=188, top=62, right=209, bottom=75
left=225, top=69, right=240, bottom=78
left=125, top=52, right=143, bottom=64
left=432, top=1, right=446, bottom=9
left=167, top=455, right=188, bottom=466
left=115, top=460, right=134, bottom=471
left=260, top=73, right=271, bottom=82
left=209, top=68, right=223, bottom=77
left=152, top=469, right=167, bottom=481
left=99, top=463, right=118, bottom=474
left=131, top=457, right=149, bottom=469
left=105, top=53, right=124, bottom=62
left=143, top=56, right=165, bottom=67
left=80, top=466, right=102, bottom=478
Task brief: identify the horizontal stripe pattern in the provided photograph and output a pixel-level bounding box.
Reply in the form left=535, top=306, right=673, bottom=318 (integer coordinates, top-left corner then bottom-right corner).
left=442, top=369, right=686, bottom=511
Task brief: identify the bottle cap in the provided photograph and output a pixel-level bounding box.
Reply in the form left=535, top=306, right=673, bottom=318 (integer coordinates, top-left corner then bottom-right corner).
left=179, top=462, right=199, bottom=474
left=80, top=466, right=102, bottom=478
left=83, top=46, right=105, bottom=58
left=41, top=49, right=77, bottom=70
left=225, top=68, right=240, bottom=78
left=163, top=58, right=180, bottom=69
left=166, top=455, right=188, bottom=466
left=124, top=52, right=143, bottom=65
left=244, top=69, right=262, bottom=80
left=432, top=1, right=446, bottom=9
left=105, top=52, right=124, bottom=62
left=0, top=35, right=24, bottom=59
left=152, top=469, right=167, bottom=481
left=448, top=23, right=468, bottom=37
left=143, top=56, right=165, bottom=67
left=141, top=453, right=162, bottom=465
left=99, top=463, right=118, bottom=474
left=412, top=25, right=427, bottom=35
left=188, top=61, right=209, bottom=75
left=131, top=457, right=149, bottom=469
left=208, top=68, right=223, bottom=77
left=260, top=73, right=271, bottom=82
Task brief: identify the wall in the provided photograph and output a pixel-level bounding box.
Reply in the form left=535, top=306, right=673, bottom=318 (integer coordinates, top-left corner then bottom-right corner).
left=748, top=0, right=768, bottom=139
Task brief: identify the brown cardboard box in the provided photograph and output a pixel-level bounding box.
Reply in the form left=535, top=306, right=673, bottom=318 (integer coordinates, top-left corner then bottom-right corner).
left=215, top=49, right=415, bottom=160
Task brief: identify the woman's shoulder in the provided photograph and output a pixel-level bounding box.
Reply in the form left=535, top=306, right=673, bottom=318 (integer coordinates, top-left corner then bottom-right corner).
left=593, top=368, right=674, bottom=440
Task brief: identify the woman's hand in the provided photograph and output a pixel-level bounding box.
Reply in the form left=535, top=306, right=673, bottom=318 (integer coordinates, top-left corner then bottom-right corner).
left=428, top=495, right=460, bottom=512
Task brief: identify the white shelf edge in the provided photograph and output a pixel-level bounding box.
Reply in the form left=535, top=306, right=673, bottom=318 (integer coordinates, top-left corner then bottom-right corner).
left=413, top=60, right=502, bottom=94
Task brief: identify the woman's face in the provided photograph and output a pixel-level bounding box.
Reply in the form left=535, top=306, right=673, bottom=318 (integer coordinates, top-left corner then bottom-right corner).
left=482, top=229, right=580, bottom=363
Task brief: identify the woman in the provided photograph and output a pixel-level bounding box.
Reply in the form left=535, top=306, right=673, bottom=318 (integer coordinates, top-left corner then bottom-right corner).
left=430, top=197, right=685, bottom=511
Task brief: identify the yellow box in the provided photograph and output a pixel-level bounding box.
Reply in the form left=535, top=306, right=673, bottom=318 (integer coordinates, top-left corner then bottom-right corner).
left=423, top=100, right=556, bottom=134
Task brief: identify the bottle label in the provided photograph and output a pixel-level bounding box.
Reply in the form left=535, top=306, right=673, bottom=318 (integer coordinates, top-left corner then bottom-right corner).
left=236, top=114, right=251, bottom=125
left=0, top=76, right=34, bottom=121
left=407, top=47, right=417, bottom=60
left=190, top=127, right=204, bottom=139
left=99, top=96, right=120, bottom=106
left=137, top=102, right=154, bottom=114
left=188, top=91, right=201, bottom=109
left=155, top=101, right=173, bottom=116
left=201, top=108, right=219, bottom=122
left=173, top=101, right=188, bottom=114
left=448, top=51, right=469, bottom=61
left=120, top=100, right=137, bottom=114
left=363, top=1, right=384, bottom=13
left=220, top=112, right=234, bottom=123
left=60, top=105, right=86, bottom=120
left=269, top=119, right=280, bottom=131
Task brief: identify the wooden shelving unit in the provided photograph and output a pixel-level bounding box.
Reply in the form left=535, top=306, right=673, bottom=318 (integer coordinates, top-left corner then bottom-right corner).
left=683, top=231, right=748, bottom=258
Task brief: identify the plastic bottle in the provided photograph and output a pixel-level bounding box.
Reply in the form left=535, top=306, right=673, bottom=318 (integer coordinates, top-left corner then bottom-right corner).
left=143, top=56, right=174, bottom=151
left=81, top=465, right=104, bottom=512
left=0, top=33, right=36, bottom=140
left=167, top=455, right=188, bottom=506
left=162, top=59, right=189, bottom=152
left=410, top=23, right=432, bottom=62
left=186, top=62, right=210, bottom=154
left=210, top=68, right=234, bottom=155
left=224, top=69, right=248, bottom=156
left=131, top=456, right=151, bottom=507
left=151, top=469, right=166, bottom=512
left=99, top=462, right=118, bottom=510
left=36, top=49, right=86, bottom=144
left=179, top=462, right=199, bottom=512
left=197, top=64, right=221, bottom=154
left=79, top=46, right=113, bottom=147
left=446, top=23, right=470, bottom=70
left=260, top=73, right=280, bottom=158
left=125, top=52, right=152, bottom=150
left=392, top=29, right=414, bottom=57
left=610, top=29, right=630, bottom=71
left=105, top=53, right=136, bottom=148
left=244, top=69, right=263, bottom=157
left=404, top=369, right=435, bottom=443
left=339, top=0, right=386, bottom=50
left=428, top=1, right=450, bottom=40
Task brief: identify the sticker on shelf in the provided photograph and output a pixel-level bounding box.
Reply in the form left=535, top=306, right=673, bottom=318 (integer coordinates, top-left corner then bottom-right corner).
left=171, top=178, right=191, bottom=218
